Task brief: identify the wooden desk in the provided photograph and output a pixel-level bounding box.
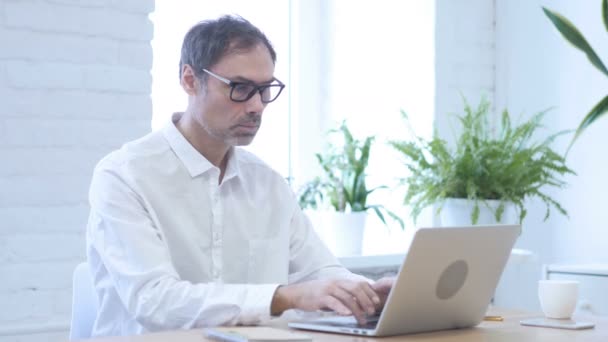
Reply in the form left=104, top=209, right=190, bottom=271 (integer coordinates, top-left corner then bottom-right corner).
left=78, top=309, right=608, bottom=342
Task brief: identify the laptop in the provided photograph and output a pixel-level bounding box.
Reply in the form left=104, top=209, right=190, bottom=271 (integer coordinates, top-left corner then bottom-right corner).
left=288, top=224, right=521, bottom=337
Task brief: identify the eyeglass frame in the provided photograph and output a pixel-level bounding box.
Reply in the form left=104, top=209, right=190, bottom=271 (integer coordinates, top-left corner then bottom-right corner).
left=201, top=68, right=285, bottom=103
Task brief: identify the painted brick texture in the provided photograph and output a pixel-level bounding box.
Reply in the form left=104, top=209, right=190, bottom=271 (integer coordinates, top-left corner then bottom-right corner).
left=0, top=0, right=154, bottom=339
left=435, top=0, right=496, bottom=146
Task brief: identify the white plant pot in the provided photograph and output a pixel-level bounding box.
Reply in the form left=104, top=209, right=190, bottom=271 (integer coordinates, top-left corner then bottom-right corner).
left=307, top=211, right=368, bottom=257
left=439, top=198, right=517, bottom=227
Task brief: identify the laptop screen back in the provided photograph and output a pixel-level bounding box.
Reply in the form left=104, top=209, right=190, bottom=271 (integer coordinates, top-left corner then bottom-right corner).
left=289, top=224, right=521, bottom=337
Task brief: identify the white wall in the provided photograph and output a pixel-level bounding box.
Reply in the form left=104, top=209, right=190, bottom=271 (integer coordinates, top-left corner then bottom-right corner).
left=435, top=0, right=496, bottom=150
left=495, top=0, right=608, bottom=265
left=0, top=0, right=154, bottom=340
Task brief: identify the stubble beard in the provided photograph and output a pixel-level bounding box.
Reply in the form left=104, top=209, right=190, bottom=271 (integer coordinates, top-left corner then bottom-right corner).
left=225, top=130, right=257, bottom=146
left=204, top=117, right=261, bottom=147
left=227, top=114, right=262, bottom=146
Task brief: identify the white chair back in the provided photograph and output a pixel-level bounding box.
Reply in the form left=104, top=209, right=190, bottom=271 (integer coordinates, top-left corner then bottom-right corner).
left=69, top=262, right=98, bottom=340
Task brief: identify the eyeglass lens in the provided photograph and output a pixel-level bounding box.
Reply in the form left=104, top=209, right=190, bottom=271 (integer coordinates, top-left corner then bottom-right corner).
left=231, top=84, right=283, bottom=103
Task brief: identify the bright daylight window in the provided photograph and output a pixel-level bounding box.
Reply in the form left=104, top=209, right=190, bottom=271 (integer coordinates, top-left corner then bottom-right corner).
left=317, top=0, right=436, bottom=253
left=151, top=0, right=435, bottom=254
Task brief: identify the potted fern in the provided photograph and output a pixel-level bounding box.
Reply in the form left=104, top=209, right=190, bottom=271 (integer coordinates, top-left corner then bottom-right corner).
left=389, top=97, right=575, bottom=226
left=298, top=121, right=403, bottom=256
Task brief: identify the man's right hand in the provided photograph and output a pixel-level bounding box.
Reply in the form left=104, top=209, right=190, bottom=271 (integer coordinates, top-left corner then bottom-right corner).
left=270, top=279, right=381, bottom=325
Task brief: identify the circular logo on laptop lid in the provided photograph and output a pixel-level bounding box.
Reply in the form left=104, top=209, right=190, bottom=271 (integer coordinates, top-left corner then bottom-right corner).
left=436, top=260, right=468, bottom=300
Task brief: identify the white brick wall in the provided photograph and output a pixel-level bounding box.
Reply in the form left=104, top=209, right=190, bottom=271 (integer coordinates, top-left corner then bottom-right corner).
left=0, top=0, right=154, bottom=340
left=435, top=0, right=496, bottom=148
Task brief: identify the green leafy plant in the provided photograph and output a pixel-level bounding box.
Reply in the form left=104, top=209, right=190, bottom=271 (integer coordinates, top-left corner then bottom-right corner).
left=543, top=0, right=608, bottom=150
left=298, top=121, right=404, bottom=229
left=389, top=97, right=575, bottom=225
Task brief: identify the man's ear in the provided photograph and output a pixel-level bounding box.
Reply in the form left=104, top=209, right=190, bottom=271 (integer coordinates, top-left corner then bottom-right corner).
left=180, top=64, right=199, bottom=95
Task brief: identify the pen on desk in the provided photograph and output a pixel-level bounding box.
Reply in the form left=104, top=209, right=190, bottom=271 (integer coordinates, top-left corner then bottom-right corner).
left=484, top=315, right=504, bottom=322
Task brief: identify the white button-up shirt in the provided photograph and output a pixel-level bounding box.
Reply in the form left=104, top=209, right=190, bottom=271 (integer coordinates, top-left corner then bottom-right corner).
left=86, top=113, right=356, bottom=337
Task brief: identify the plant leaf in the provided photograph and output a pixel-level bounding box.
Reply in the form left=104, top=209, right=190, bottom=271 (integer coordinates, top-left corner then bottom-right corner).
left=543, top=7, right=608, bottom=77
left=569, top=94, right=608, bottom=151
left=604, top=0, right=608, bottom=33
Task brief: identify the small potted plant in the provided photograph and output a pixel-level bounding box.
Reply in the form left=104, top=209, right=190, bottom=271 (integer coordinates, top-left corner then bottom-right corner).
left=298, top=121, right=403, bottom=256
left=389, top=97, right=575, bottom=226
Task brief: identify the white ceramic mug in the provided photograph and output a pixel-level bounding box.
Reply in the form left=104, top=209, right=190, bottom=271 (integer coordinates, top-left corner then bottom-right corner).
left=538, top=280, right=579, bottom=319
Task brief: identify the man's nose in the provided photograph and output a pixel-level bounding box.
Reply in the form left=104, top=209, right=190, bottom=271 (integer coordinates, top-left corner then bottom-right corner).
left=245, top=91, right=266, bottom=113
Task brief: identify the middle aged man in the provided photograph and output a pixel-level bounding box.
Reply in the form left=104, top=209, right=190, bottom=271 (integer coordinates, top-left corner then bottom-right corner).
left=86, top=15, right=394, bottom=337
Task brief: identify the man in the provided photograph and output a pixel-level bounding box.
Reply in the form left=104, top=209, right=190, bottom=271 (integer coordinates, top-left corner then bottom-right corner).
left=86, top=15, right=392, bottom=337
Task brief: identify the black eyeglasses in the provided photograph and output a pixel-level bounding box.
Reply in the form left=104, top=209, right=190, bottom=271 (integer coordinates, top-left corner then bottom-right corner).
left=202, top=69, right=285, bottom=103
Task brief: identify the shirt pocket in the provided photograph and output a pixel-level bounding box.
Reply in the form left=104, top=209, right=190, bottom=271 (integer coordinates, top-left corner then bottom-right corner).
left=248, top=237, right=289, bottom=284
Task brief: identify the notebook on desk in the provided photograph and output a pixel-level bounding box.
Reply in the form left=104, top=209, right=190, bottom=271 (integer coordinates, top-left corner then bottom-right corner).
left=288, top=224, right=521, bottom=337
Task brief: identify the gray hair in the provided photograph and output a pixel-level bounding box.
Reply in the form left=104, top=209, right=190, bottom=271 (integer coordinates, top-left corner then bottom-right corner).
left=179, top=15, right=277, bottom=82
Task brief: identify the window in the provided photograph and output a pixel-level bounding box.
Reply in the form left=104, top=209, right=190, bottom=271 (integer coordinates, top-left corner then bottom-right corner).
left=292, top=0, right=436, bottom=253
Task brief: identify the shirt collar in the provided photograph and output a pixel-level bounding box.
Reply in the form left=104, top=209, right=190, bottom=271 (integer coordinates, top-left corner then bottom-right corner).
left=162, top=112, right=240, bottom=180
left=222, top=148, right=240, bottom=182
